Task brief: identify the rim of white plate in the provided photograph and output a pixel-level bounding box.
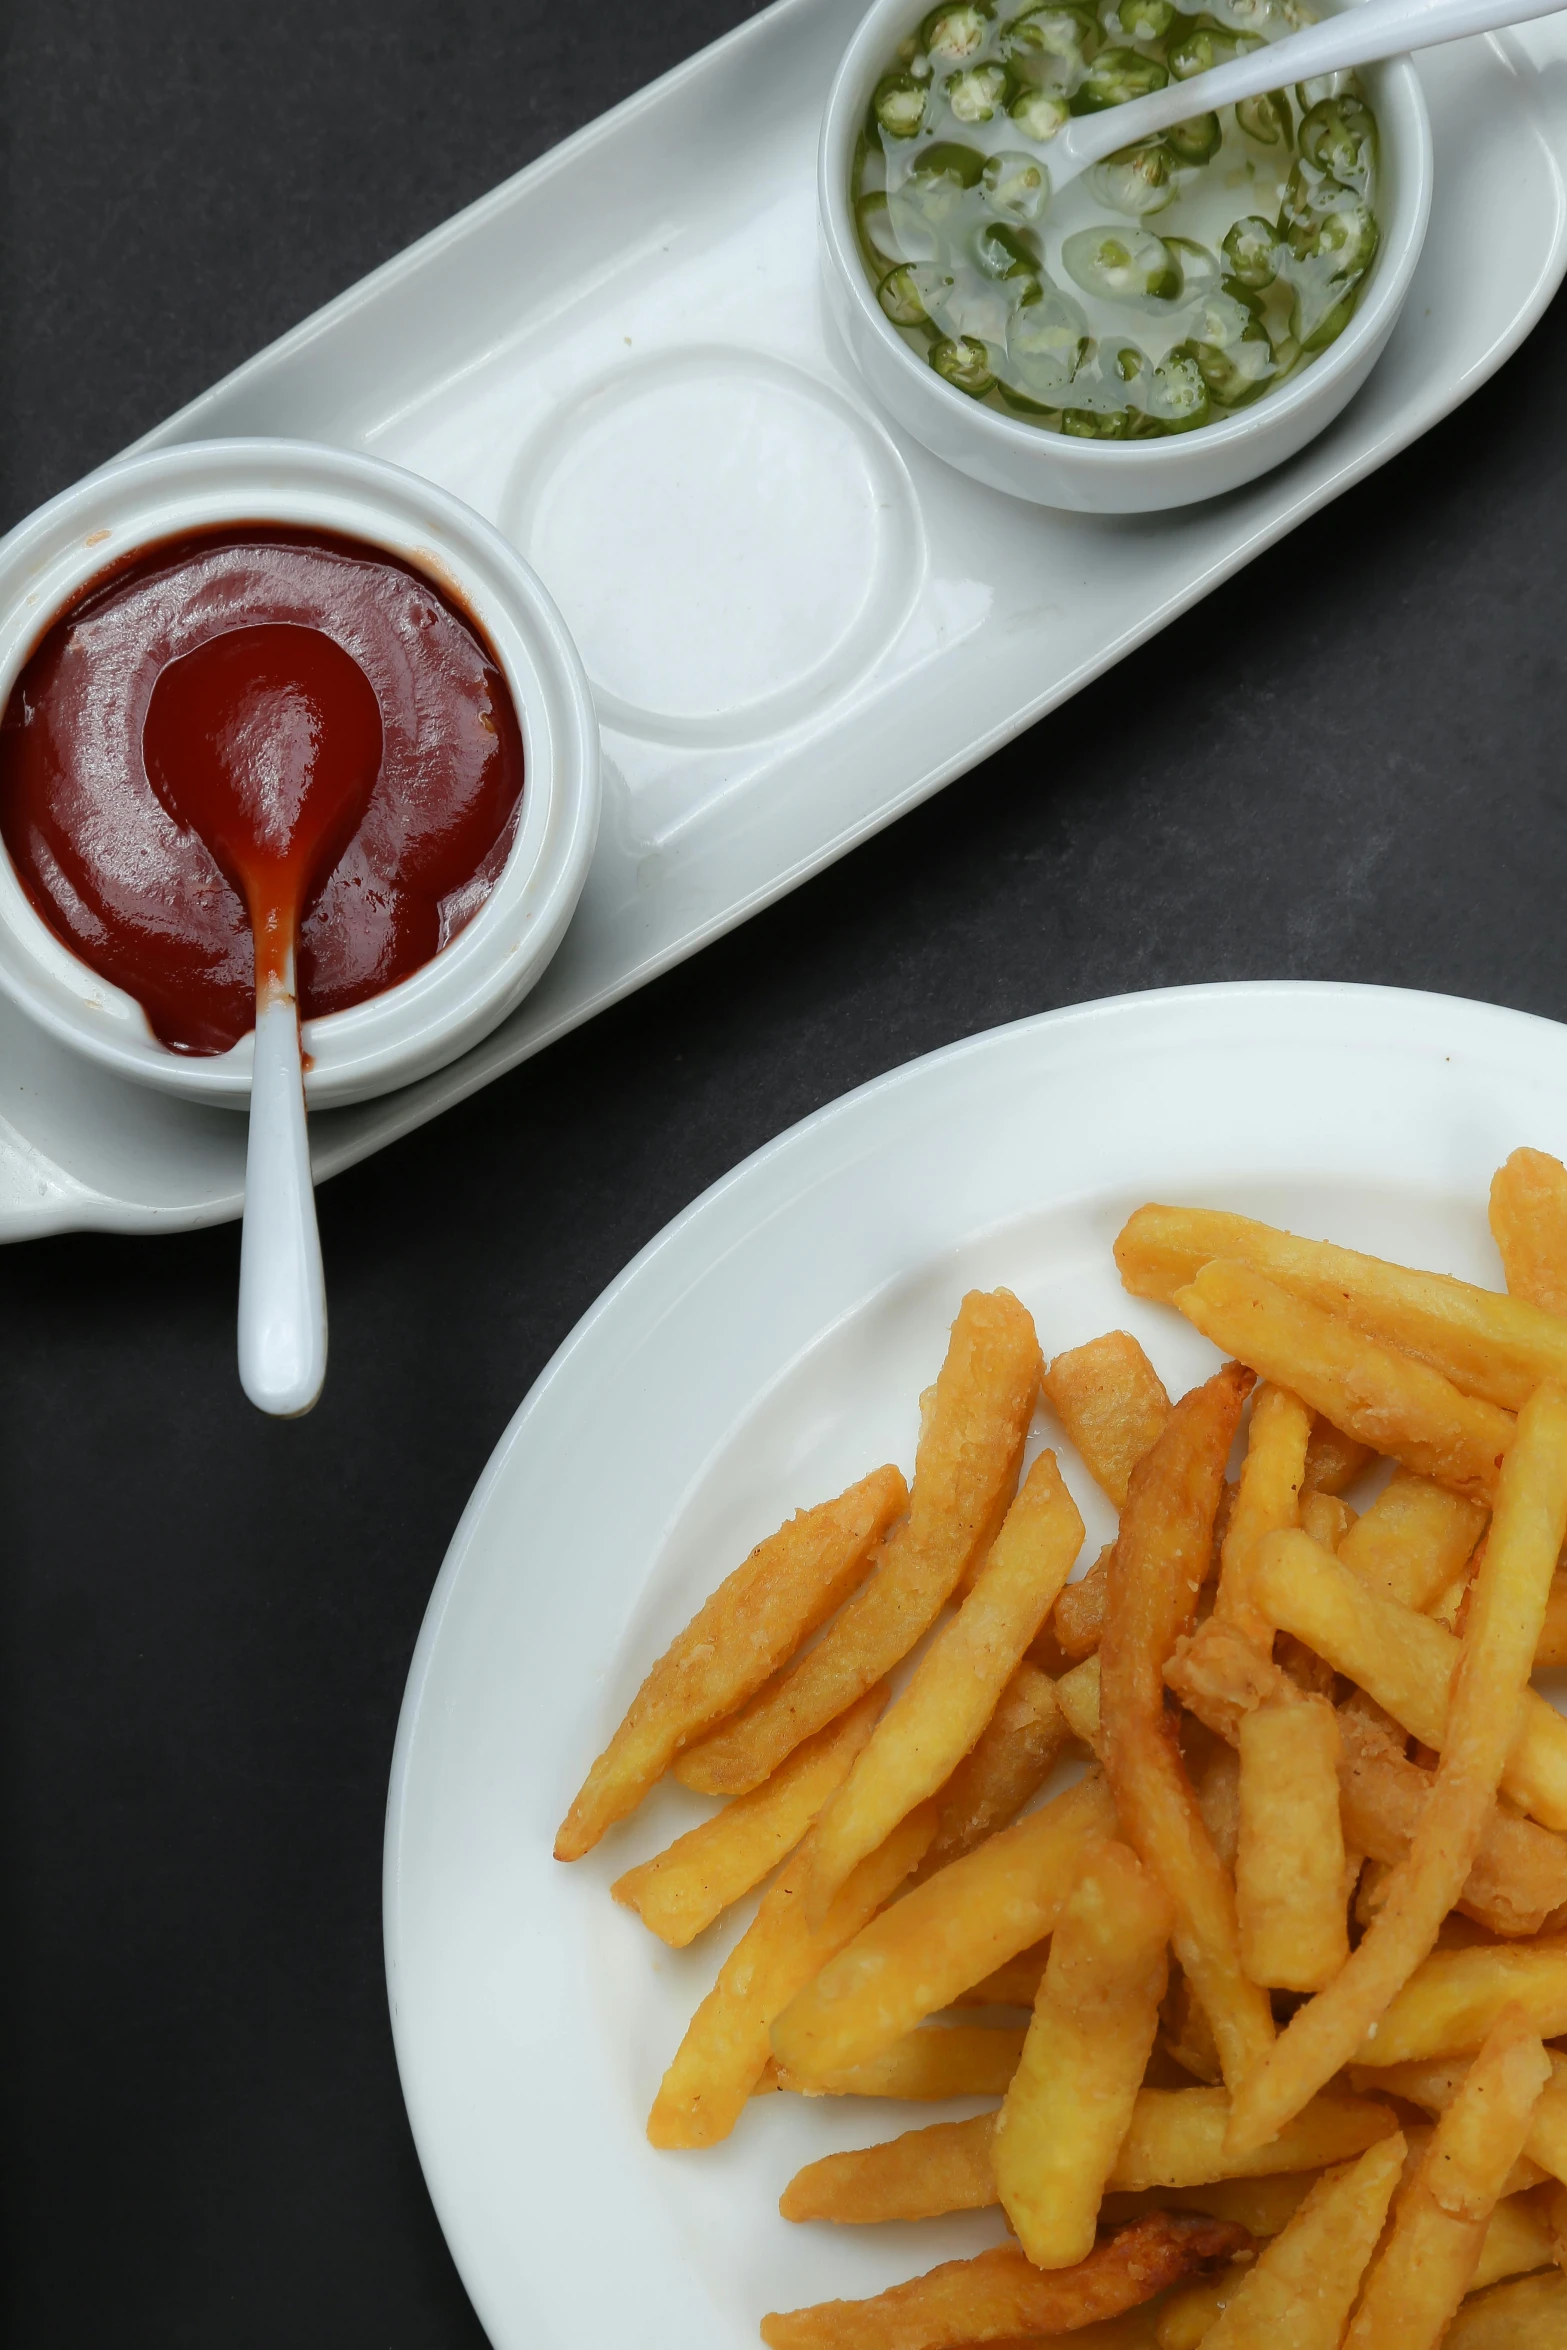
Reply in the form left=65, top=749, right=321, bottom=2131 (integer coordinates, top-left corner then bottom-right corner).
left=385, top=978, right=1567, bottom=2350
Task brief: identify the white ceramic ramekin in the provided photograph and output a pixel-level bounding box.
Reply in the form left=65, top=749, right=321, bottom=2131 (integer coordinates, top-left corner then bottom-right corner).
left=819, top=1, right=1433, bottom=513
left=0, top=439, right=600, bottom=1107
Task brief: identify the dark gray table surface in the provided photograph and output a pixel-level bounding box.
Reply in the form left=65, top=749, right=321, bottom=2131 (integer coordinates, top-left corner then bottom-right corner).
left=2, top=2, right=1564, bottom=2342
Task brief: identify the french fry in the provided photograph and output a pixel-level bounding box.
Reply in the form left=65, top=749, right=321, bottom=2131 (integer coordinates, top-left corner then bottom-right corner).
left=1235, top=1693, right=1348, bottom=1993
left=1468, top=2187, right=1557, bottom=2291
left=1250, top=1530, right=1567, bottom=1832
left=1338, top=1468, right=1489, bottom=1612
left=1352, top=1936, right=1567, bottom=2067
left=914, top=1663, right=1069, bottom=1880
left=1348, top=2049, right=1567, bottom=2188
left=1298, top=1491, right=1355, bottom=1551
left=1490, top=1147, right=1567, bottom=1317
left=1213, top=1384, right=1310, bottom=1648
left=612, top=1687, right=886, bottom=1947
left=780, top=2115, right=999, bottom=2225
left=555, top=1463, right=907, bottom=1857
left=1535, top=1570, right=1567, bottom=1668
left=1054, top=1543, right=1114, bottom=1660
left=1302, top=1419, right=1374, bottom=1495
left=1172, top=1261, right=1514, bottom=1501
left=770, top=1771, right=1116, bottom=2083
left=1196, top=1744, right=1241, bottom=1872
left=1337, top=1708, right=1567, bottom=1939
left=995, top=1840, right=1172, bottom=2267
left=806, top=1452, right=1084, bottom=1920
left=774, top=2024, right=1025, bottom=2101
left=1165, top=1618, right=1290, bottom=1745
left=1042, top=1331, right=1171, bottom=1507
left=1195, top=2130, right=1407, bottom=2349
left=759, top=2214, right=1251, bottom=2350
left=1099, top=1363, right=1275, bottom=2092
left=953, top=1944, right=1046, bottom=2006
left=1118, top=1201, right=1567, bottom=1413
left=646, top=1803, right=935, bottom=2149
left=1227, top=1386, right=1567, bottom=2158
left=1154, top=2278, right=1231, bottom=2350
left=779, top=2089, right=1396, bottom=2226
left=1343, top=2006, right=1551, bottom=2349
left=678, top=1293, right=1041, bottom=1797
left=1444, top=2270, right=1567, bottom=2346
left=1112, top=2087, right=1397, bottom=2192
left=1103, top=2172, right=1319, bottom=2239
left=1057, top=1653, right=1104, bottom=1755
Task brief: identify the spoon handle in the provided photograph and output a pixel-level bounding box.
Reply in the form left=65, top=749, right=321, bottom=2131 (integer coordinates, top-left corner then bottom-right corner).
left=238, top=978, right=327, bottom=1417
left=1059, top=0, right=1567, bottom=176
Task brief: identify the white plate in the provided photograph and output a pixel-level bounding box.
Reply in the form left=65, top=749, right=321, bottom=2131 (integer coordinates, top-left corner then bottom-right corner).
left=3, top=6, right=1567, bottom=1238
left=384, top=978, right=1567, bottom=2350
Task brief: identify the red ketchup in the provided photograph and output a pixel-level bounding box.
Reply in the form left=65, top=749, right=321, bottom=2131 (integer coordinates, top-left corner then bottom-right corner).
left=0, top=527, right=526, bottom=1055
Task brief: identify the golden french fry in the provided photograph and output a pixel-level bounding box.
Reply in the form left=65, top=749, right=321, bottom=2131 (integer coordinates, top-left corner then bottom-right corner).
left=769, top=1770, right=1116, bottom=2084
left=612, top=1687, right=886, bottom=1947
left=1197, top=2131, right=1407, bottom=2349
left=1165, top=1617, right=1289, bottom=1745
left=1057, top=1653, right=1104, bottom=1755
left=1053, top=1542, right=1114, bottom=1660
left=1213, top=1384, right=1311, bottom=1648
left=995, top=1839, right=1172, bottom=2267
left=646, top=1803, right=935, bottom=2149
left=555, top=1464, right=906, bottom=1857
left=1444, top=2270, right=1567, bottom=2346
left=1119, top=1202, right=1567, bottom=1413
left=1298, top=1491, right=1355, bottom=1550
left=1227, top=1385, right=1567, bottom=2158
left=780, top=2115, right=999, bottom=2225
left=775, top=2024, right=1025, bottom=2101
left=1343, top=2006, right=1551, bottom=2349
left=1535, top=1570, right=1567, bottom=1669
left=1303, top=1419, right=1375, bottom=1495
left=1235, top=1693, right=1348, bottom=1993
left=805, top=1452, right=1084, bottom=1921
left=678, top=1292, right=1041, bottom=1797
left=1490, top=1148, right=1567, bottom=1317
left=953, top=1944, right=1046, bottom=2006
left=1354, top=1937, right=1567, bottom=2067
left=1103, top=2172, right=1319, bottom=2240
left=1250, top=1530, right=1567, bottom=1832
left=759, top=2213, right=1251, bottom=2350
left=1468, top=2187, right=1556, bottom=2292
left=1155, top=2278, right=1230, bottom=2350
left=1042, top=1330, right=1171, bottom=1507
left=914, top=1663, right=1069, bottom=1880
left=1338, top=1468, right=1489, bottom=1612
left=1100, top=1363, right=1274, bottom=2093
left=1172, top=1261, right=1514, bottom=1501
left=1113, top=2087, right=1398, bottom=2192
left=1196, top=1744, right=1241, bottom=1873
left=1336, top=1708, right=1567, bottom=1940
left=779, top=2088, right=1395, bottom=2226
left=1348, top=2049, right=1567, bottom=2189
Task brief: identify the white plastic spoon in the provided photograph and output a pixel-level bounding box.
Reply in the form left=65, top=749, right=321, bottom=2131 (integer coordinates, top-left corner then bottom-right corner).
left=1046, top=0, right=1567, bottom=191
left=143, top=622, right=383, bottom=1418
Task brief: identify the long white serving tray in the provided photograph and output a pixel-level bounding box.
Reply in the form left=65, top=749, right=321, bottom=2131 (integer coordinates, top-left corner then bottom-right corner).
left=2, top=0, right=1566, bottom=1241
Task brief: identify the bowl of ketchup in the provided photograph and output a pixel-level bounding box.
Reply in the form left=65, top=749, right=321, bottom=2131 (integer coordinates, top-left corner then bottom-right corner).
left=0, top=438, right=599, bottom=1108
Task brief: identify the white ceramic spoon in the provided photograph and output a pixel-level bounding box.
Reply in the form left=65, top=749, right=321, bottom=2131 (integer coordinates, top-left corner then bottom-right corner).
left=143, top=623, right=384, bottom=1418
left=1047, top=0, right=1567, bottom=190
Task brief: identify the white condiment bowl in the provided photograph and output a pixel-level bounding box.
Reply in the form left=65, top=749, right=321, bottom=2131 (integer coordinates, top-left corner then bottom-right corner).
left=819, top=1, right=1434, bottom=513
left=0, top=438, right=600, bottom=1108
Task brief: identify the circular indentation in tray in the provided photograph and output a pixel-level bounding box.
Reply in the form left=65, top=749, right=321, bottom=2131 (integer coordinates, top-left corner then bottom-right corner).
left=502, top=347, right=923, bottom=745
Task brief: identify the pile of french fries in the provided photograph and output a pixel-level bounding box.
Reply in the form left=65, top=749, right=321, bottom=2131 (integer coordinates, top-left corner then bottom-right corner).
left=556, top=1145, right=1567, bottom=2349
